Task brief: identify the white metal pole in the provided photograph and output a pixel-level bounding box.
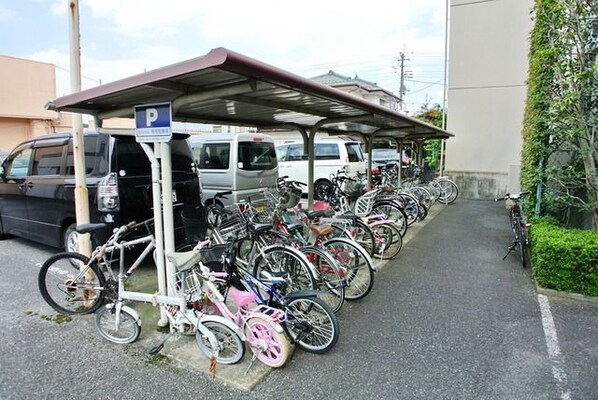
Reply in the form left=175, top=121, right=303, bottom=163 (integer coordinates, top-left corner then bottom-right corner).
left=68, top=0, right=91, bottom=256
left=140, top=143, right=169, bottom=327
left=160, top=142, right=176, bottom=296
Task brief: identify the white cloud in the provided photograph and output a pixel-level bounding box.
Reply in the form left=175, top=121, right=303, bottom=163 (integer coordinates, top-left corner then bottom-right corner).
left=26, top=0, right=449, bottom=112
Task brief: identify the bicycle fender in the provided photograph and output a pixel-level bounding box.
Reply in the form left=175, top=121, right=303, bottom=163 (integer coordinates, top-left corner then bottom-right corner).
left=369, top=219, right=392, bottom=228
left=199, top=313, right=246, bottom=341
left=285, top=289, right=326, bottom=301
left=373, top=199, right=402, bottom=209
left=103, top=303, right=141, bottom=325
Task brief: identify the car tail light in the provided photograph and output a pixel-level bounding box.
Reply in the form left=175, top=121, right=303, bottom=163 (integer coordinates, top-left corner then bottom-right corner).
left=371, top=166, right=380, bottom=175
left=98, top=172, right=120, bottom=212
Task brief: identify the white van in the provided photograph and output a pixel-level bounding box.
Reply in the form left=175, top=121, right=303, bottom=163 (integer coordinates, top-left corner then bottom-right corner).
left=276, top=138, right=367, bottom=196
left=188, top=133, right=278, bottom=207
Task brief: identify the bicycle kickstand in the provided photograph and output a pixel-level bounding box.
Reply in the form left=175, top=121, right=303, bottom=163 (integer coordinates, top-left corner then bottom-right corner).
left=244, top=351, right=259, bottom=376
left=149, top=331, right=176, bottom=356
left=502, top=241, right=517, bottom=260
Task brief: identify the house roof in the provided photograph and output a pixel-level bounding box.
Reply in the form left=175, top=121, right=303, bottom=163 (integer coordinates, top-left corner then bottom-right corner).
left=310, top=70, right=400, bottom=101
left=47, top=47, right=451, bottom=141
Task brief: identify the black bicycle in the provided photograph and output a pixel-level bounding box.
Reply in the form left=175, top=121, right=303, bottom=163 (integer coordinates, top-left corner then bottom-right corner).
left=496, top=192, right=531, bottom=268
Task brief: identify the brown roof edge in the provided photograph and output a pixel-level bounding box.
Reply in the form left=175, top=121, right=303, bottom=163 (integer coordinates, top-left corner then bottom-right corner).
left=48, top=48, right=229, bottom=111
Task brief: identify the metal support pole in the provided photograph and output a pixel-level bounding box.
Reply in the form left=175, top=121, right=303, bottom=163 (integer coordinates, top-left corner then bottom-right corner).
left=160, top=142, right=176, bottom=296
left=140, top=143, right=169, bottom=327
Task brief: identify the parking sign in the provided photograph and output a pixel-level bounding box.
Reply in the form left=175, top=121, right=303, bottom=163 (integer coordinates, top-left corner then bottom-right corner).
left=135, top=103, right=172, bottom=143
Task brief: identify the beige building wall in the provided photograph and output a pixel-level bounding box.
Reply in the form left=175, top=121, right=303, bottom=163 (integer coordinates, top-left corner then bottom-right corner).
left=0, top=55, right=61, bottom=151
left=445, top=0, right=534, bottom=198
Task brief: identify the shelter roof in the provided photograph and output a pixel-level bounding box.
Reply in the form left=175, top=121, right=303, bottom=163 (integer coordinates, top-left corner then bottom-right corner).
left=48, top=47, right=451, bottom=141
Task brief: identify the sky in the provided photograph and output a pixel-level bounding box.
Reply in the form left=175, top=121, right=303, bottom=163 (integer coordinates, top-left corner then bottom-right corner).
left=0, top=0, right=449, bottom=115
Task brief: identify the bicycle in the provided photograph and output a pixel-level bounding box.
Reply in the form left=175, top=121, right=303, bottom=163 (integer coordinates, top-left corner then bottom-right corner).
left=167, top=242, right=291, bottom=370
left=196, top=236, right=340, bottom=354
left=38, top=219, right=245, bottom=366
left=496, top=192, right=532, bottom=268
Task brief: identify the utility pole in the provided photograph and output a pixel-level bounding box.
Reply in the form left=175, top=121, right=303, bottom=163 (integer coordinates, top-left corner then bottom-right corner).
left=397, top=52, right=412, bottom=111
left=68, top=0, right=91, bottom=257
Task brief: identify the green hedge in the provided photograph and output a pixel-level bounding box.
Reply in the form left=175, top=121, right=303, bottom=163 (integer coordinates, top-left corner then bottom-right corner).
left=530, top=218, right=598, bottom=297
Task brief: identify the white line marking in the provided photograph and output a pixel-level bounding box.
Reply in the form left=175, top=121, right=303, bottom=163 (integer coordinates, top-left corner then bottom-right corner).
left=538, top=294, right=571, bottom=400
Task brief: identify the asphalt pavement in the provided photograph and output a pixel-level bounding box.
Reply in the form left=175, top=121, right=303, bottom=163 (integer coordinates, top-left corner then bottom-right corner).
left=0, top=199, right=596, bottom=399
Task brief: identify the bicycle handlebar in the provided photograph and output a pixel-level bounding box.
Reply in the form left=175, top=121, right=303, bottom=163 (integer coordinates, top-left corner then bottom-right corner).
left=495, top=191, right=532, bottom=202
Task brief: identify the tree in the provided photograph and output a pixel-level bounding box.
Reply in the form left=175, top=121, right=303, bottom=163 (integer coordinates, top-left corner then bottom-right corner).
left=521, top=0, right=598, bottom=230
left=414, top=105, right=444, bottom=171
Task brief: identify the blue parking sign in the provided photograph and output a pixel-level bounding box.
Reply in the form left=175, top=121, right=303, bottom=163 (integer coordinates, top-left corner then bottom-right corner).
left=135, top=103, right=172, bottom=142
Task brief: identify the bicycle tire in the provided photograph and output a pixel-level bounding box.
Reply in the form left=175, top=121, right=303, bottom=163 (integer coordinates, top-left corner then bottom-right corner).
left=300, top=246, right=345, bottom=313
left=195, top=321, right=245, bottom=365
left=323, top=238, right=374, bottom=300
left=437, top=179, right=459, bottom=204
left=327, top=219, right=375, bottom=257
left=245, top=316, right=291, bottom=368
left=371, top=222, right=403, bottom=260
left=371, top=200, right=408, bottom=237
left=94, top=304, right=141, bottom=344
left=283, top=296, right=339, bottom=354
left=516, top=222, right=531, bottom=268
left=253, top=245, right=317, bottom=293
left=394, top=193, right=422, bottom=225
left=38, top=252, right=106, bottom=315
left=410, top=186, right=433, bottom=210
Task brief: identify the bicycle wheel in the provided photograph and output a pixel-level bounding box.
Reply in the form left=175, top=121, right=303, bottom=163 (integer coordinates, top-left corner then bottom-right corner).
left=371, top=222, right=403, bottom=260
left=38, top=252, right=106, bottom=315
left=516, top=223, right=531, bottom=269
left=283, top=296, right=339, bottom=354
left=300, top=246, right=345, bottom=313
left=410, top=186, right=433, bottom=210
left=245, top=316, right=291, bottom=368
left=371, top=201, right=408, bottom=237
left=253, top=245, right=317, bottom=293
left=94, top=304, right=141, bottom=344
left=394, top=193, right=421, bottom=225
left=354, top=219, right=375, bottom=256
left=437, top=179, right=459, bottom=204
left=195, top=321, right=245, bottom=365
left=323, top=238, right=374, bottom=300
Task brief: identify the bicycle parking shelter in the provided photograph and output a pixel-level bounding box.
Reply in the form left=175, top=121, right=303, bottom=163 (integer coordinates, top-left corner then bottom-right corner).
left=47, top=47, right=452, bottom=325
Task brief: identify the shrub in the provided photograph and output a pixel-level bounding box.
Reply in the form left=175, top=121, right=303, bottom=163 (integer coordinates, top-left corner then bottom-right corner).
left=530, top=218, right=598, bottom=297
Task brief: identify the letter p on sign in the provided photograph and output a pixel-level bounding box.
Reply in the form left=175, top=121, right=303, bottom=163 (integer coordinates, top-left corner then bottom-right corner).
left=146, top=108, right=159, bottom=127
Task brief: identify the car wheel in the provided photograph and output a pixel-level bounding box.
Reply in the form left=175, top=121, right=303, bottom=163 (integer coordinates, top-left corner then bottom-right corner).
left=64, top=223, right=79, bottom=253
left=314, top=179, right=334, bottom=201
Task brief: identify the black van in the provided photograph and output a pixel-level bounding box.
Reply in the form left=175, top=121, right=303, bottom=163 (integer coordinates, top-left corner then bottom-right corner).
left=0, top=131, right=204, bottom=251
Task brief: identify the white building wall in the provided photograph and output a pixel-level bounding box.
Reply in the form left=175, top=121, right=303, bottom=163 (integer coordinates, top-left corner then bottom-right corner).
left=445, top=0, right=534, bottom=198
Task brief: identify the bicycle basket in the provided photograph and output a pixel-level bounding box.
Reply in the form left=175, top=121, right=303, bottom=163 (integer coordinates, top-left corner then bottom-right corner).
left=199, top=244, right=227, bottom=272
left=172, top=268, right=203, bottom=302
left=279, top=187, right=302, bottom=209
left=343, top=179, right=365, bottom=200
left=217, top=216, right=247, bottom=241
left=246, top=199, right=276, bottom=224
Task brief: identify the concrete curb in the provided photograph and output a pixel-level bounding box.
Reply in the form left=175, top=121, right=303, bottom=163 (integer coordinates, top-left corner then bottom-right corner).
left=536, top=286, right=598, bottom=306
